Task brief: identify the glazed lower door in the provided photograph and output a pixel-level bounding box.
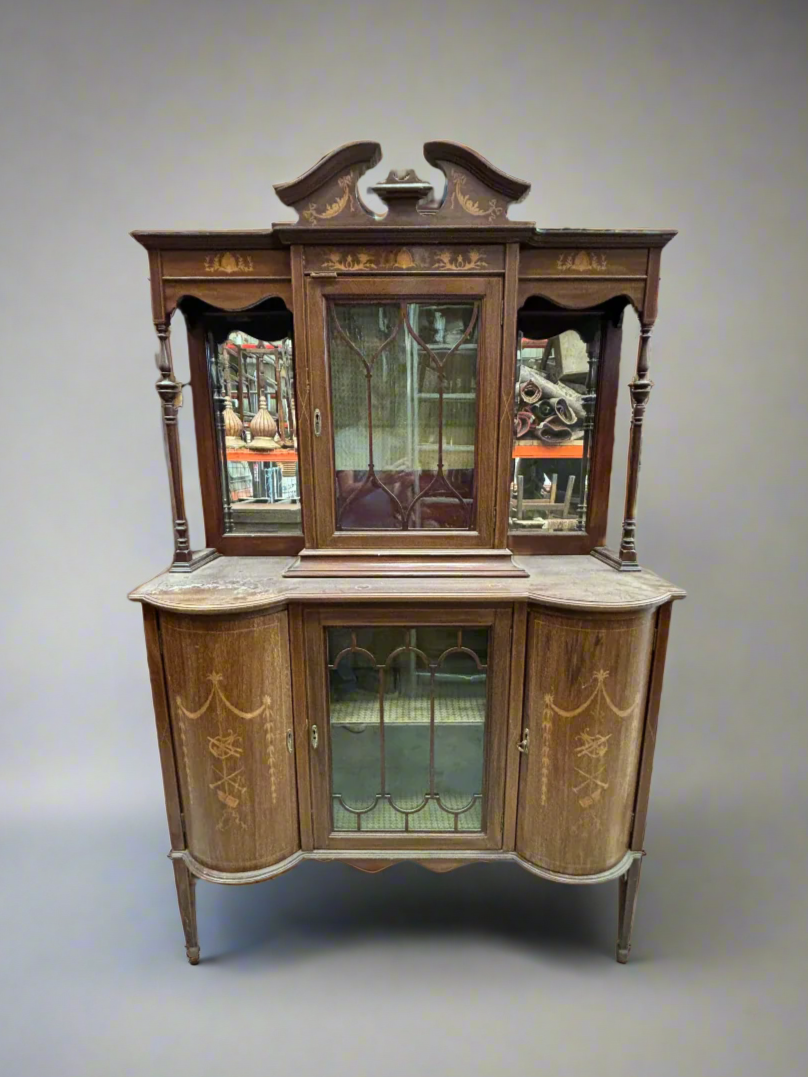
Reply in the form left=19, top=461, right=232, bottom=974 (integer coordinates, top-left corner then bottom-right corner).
left=305, top=606, right=512, bottom=850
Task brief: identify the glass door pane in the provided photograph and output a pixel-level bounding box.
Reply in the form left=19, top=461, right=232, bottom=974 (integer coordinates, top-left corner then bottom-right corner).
left=327, top=625, right=488, bottom=832
left=328, top=301, right=480, bottom=530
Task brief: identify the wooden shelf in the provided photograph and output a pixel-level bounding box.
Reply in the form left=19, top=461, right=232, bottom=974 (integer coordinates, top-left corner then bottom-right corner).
left=226, top=449, right=298, bottom=463
left=513, top=443, right=583, bottom=459
left=331, top=697, right=485, bottom=725
left=416, top=342, right=478, bottom=352
left=418, top=392, right=476, bottom=400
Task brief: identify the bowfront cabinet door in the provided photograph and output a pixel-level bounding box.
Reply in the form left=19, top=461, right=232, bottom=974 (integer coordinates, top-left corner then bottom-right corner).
left=160, top=609, right=300, bottom=873
left=516, top=606, right=656, bottom=876
left=304, top=276, right=504, bottom=549
left=304, top=605, right=513, bottom=850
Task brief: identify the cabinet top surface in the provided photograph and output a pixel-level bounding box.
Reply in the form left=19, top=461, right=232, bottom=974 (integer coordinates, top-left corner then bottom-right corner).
left=129, top=555, right=684, bottom=614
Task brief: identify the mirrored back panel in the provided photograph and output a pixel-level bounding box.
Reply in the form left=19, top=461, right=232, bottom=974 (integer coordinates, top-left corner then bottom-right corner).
left=202, top=308, right=301, bottom=536
left=510, top=311, right=603, bottom=536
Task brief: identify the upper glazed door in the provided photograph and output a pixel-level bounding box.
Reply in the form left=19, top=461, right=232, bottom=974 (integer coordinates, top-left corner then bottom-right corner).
left=304, top=276, right=504, bottom=549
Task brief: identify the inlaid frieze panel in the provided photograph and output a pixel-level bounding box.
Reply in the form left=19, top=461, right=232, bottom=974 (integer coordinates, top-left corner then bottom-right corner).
left=160, top=609, right=299, bottom=872
left=304, top=245, right=504, bottom=273
left=519, top=248, right=649, bottom=277
left=159, top=249, right=291, bottom=279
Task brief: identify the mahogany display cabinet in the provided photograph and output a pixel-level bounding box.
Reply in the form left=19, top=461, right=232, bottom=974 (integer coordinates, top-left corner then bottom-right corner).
left=129, top=141, right=685, bottom=965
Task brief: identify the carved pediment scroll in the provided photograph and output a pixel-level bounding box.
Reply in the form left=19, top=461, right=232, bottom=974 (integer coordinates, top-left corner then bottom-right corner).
left=423, top=140, right=531, bottom=223
left=274, top=141, right=531, bottom=228
left=273, top=141, right=382, bottom=226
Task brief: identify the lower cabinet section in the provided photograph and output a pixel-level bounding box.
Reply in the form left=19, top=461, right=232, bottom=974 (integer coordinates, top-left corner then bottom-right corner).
left=516, top=606, right=656, bottom=875
left=136, top=548, right=683, bottom=964
left=141, top=592, right=677, bottom=964
left=153, top=601, right=660, bottom=877
left=160, top=609, right=299, bottom=872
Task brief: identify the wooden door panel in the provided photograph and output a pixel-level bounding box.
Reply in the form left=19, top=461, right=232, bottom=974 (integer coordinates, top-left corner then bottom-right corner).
left=516, top=607, right=655, bottom=875
left=160, top=609, right=299, bottom=872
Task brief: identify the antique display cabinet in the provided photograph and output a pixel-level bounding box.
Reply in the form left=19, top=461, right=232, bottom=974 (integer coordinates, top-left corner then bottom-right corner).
left=129, top=141, right=684, bottom=965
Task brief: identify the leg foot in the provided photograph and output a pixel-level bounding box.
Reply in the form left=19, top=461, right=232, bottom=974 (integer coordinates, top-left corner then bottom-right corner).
left=172, top=858, right=200, bottom=965
left=616, top=855, right=643, bottom=964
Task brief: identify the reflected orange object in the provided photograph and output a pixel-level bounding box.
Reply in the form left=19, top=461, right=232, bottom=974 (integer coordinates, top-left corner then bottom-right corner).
left=512, top=443, right=583, bottom=459
left=226, top=450, right=299, bottom=462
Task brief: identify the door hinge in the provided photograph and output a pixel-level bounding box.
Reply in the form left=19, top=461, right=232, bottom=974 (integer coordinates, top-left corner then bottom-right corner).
left=286, top=729, right=294, bottom=754
left=517, top=728, right=530, bottom=754
left=311, top=724, right=319, bottom=750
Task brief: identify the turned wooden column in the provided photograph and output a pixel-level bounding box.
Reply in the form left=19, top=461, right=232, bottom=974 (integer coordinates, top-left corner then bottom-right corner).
left=154, top=321, right=194, bottom=568
left=618, top=320, right=655, bottom=566
left=212, top=348, right=234, bottom=533
left=576, top=336, right=600, bottom=531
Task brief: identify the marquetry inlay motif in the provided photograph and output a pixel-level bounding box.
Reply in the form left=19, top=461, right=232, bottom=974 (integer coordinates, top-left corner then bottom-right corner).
left=556, top=251, right=609, bottom=272
left=448, top=169, right=504, bottom=221
left=433, top=249, right=489, bottom=270
left=540, top=669, right=641, bottom=811
left=203, top=252, right=255, bottom=274
left=308, top=246, right=500, bottom=273
left=175, top=672, right=274, bottom=831
left=302, top=174, right=356, bottom=223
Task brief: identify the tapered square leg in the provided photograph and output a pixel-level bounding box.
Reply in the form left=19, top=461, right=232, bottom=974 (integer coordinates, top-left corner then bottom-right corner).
left=616, top=856, right=643, bottom=964
left=172, top=859, right=200, bottom=965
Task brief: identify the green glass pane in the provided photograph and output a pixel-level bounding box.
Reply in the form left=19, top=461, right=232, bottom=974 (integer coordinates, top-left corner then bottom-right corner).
left=327, top=625, right=488, bottom=833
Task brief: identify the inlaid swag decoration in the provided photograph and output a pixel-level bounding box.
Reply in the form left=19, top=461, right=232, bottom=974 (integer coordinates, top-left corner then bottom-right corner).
left=540, top=668, right=642, bottom=812
left=175, top=671, right=276, bottom=833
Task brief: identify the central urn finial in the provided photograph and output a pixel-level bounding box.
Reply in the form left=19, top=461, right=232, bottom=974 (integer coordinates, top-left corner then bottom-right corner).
left=368, top=169, right=435, bottom=220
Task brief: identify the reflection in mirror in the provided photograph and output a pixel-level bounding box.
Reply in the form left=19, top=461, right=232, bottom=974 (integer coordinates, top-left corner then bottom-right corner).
left=510, top=319, right=601, bottom=532
left=328, top=301, right=479, bottom=531
left=211, top=330, right=301, bottom=534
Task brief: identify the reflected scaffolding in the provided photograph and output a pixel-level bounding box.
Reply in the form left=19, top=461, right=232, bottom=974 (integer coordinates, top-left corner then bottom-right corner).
left=510, top=325, right=600, bottom=532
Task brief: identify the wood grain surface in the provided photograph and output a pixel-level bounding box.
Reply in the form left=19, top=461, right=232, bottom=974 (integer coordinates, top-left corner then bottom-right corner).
left=160, top=608, right=299, bottom=872
left=516, top=606, right=655, bottom=875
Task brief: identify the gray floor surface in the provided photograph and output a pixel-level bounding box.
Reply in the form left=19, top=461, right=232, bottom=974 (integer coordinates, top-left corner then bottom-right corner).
left=3, top=785, right=805, bottom=1076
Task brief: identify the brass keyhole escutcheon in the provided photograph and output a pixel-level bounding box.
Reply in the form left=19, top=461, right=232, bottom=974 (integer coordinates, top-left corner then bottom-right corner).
left=314, top=409, right=322, bottom=437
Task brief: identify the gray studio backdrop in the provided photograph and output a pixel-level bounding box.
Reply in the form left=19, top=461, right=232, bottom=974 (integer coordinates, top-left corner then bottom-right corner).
left=1, top=1, right=806, bottom=1075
